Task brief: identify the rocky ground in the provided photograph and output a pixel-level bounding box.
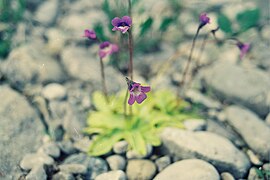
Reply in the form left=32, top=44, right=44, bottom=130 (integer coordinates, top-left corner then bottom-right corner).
left=0, top=0, right=270, bottom=179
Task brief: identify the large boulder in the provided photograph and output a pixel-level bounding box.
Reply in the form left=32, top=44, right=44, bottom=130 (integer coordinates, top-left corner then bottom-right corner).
left=0, top=85, right=44, bottom=179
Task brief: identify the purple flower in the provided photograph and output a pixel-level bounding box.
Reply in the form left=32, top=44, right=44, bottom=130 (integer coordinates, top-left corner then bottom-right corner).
left=126, top=77, right=151, bottom=105
left=99, top=41, right=119, bottom=58
left=199, top=12, right=210, bottom=27
left=83, top=29, right=96, bottom=39
left=111, top=16, right=132, bottom=33
left=237, top=42, right=251, bottom=59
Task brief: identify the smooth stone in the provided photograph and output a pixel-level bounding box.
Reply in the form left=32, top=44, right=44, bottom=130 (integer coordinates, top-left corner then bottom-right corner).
left=153, top=159, right=220, bottom=180
left=20, top=153, right=54, bottom=171
left=126, top=160, right=156, bottom=180
left=58, top=140, right=77, bottom=155
left=25, top=165, right=47, bottom=180
left=113, top=141, right=129, bottom=154
left=126, top=145, right=153, bottom=159
left=73, top=137, right=92, bottom=153
left=200, top=61, right=270, bottom=116
left=95, top=170, right=127, bottom=180
left=246, top=150, right=263, bottom=166
left=38, top=142, right=60, bottom=158
left=0, top=44, right=65, bottom=90
left=63, top=153, right=108, bottom=179
left=0, top=86, right=44, bottom=177
left=42, top=83, right=67, bottom=101
left=266, top=113, right=270, bottom=126
left=58, top=164, right=87, bottom=175
left=221, top=172, right=235, bottom=180
left=35, top=0, right=59, bottom=25
left=155, top=156, right=171, bottom=172
left=106, top=155, right=126, bottom=171
left=263, top=163, right=270, bottom=171
left=247, top=167, right=261, bottom=180
left=225, top=105, right=270, bottom=161
left=52, top=172, right=75, bottom=180
left=160, top=128, right=250, bottom=178
left=183, top=119, right=206, bottom=131
left=45, top=28, right=66, bottom=55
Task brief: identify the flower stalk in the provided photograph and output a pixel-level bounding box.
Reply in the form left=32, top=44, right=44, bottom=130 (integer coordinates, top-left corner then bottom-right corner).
left=99, top=57, right=109, bottom=103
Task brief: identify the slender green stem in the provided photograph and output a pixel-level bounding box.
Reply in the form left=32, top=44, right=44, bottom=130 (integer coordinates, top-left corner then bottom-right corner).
left=178, top=26, right=200, bottom=98
left=99, top=57, right=109, bottom=103
left=123, top=88, right=128, bottom=118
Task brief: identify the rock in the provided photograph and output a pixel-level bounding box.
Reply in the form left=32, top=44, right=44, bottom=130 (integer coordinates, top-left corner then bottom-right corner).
left=247, top=167, right=261, bottom=180
left=45, top=28, right=66, bottom=55
left=63, top=153, right=108, bottom=179
left=153, top=159, right=220, bottom=180
left=126, top=145, right=153, bottom=159
left=42, top=83, right=67, bottom=101
left=20, top=153, right=54, bottom=171
left=25, top=165, right=47, bottom=180
left=225, top=105, right=270, bottom=161
left=0, top=86, right=44, bottom=177
left=183, top=119, right=206, bottom=131
left=52, top=172, right=75, bottom=180
left=95, top=170, right=127, bottom=180
left=200, top=61, right=270, bottom=116
left=73, top=137, right=92, bottom=153
left=58, top=164, right=87, bottom=175
left=113, top=141, right=129, bottom=154
left=61, top=46, right=124, bottom=93
left=266, top=113, right=270, bottom=126
left=246, top=150, right=263, bottom=166
left=106, top=155, right=126, bottom=171
left=58, top=140, right=77, bottom=155
left=160, top=128, right=250, bottom=178
left=35, top=0, right=59, bottom=26
left=38, top=142, right=61, bottom=158
left=221, top=172, right=235, bottom=180
left=185, top=89, right=222, bottom=109
left=263, top=163, right=270, bottom=171
left=0, top=44, right=65, bottom=90
left=155, top=156, right=171, bottom=172
left=126, top=160, right=156, bottom=180
left=206, top=119, right=245, bottom=147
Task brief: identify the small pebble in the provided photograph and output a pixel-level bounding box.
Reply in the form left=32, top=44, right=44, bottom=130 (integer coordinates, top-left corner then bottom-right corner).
left=95, top=170, right=127, bottom=180
left=183, top=119, right=206, bottom=131
left=26, top=165, right=47, bottom=180
left=247, top=150, right=263, bottom=166
left=38, top=142, right=60, bottom=158
left=126, top=160, right=156, bottom=180
left=58, top=164, right=87, bottom=175
left=221, top=172, right=235, bottom=180
left=42, top=83, right=67, bottom=100
left=73, top=137, right=92, bottom=153
left=106, top=155, right=126, bottom=171
left=155, top=156, right=171, bottom=172
left=113, top=141, right=128, bottom=154
left=20, top=153, right=54, bottom=171
left=52, top=172, right=75, bottom=180
left=58, top=140, right=77, bottom=155
left=126, top=145, right=152, bottom=159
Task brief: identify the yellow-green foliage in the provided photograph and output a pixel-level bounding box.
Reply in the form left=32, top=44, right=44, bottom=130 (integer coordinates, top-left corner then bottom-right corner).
left=84, top=90, right=200, bottom=156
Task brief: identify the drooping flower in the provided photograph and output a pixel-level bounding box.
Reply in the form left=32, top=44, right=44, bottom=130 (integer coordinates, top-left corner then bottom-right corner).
left=199, top=12, right=210, bottom=28
left=126, top=77, right=151, bottom=105
left=99, top=41, right=119, bottom=58
left=111, top=16, right=132, bottom=33
left=236, top=42, right=251, bottom=59
left=83, top=29, right=96, bottom=40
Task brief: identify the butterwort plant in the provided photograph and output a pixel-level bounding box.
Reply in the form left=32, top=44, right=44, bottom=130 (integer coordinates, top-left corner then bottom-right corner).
left=83, top=29, right=119, bottom=102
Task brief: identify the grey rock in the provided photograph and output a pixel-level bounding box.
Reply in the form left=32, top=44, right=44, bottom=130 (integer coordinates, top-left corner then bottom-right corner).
left=155, top=156, right=171, bottom=172
left=126, top=160, right=156, bottom=180
left=113, top=141, right=129, bottom=154
left=265, top=113, right=270, bottom=126
left=106, top=155, right=126, bottom=171
left=225, top=105, right=270, bottom=160
left=20, top=153, right=54, bottom=171
left=183, top=119, right=206, bottom=131
left=35, top=0, right=59, bottom=25
left=160, top=128, right=250, bottom=178
left=52, top=172, right=75, bottom=180
left=42, top=83, right=67, bottom=101
left=200, top=61, right=270, bottom=116
left=185, top=89, right=222, bottom=109
left=58, top=140, right=77, bottom=155
left=0, top=44, right=65, bottom=90
left=206, top=119, right=245, bottom=147
left=246, top=150, right=263, bottom=166
left=221, top=172, right=235, bottom=180
left=45, top=28, right=67, bottom=55
left=73, top=137, right=92, bottom=153
left=0, top=86, right=44, bottom=177
left=61, top=46, right=124, bottom=93
left=26, top=165, right=47, bottom=180
left=153, top=159, right=220, bottom=180
left=64, top=153, right=108, bottom=179
left=126, top=145, right=153, bottom=159
left=263, top=163, right=270, bottom=171
left=247, top=167, right=261, bottom=180
left=95, top=170, right=127, bottom=180
left=59, top=164, right=87, bottom=175
left=39, top=142, right=60, bottom=158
